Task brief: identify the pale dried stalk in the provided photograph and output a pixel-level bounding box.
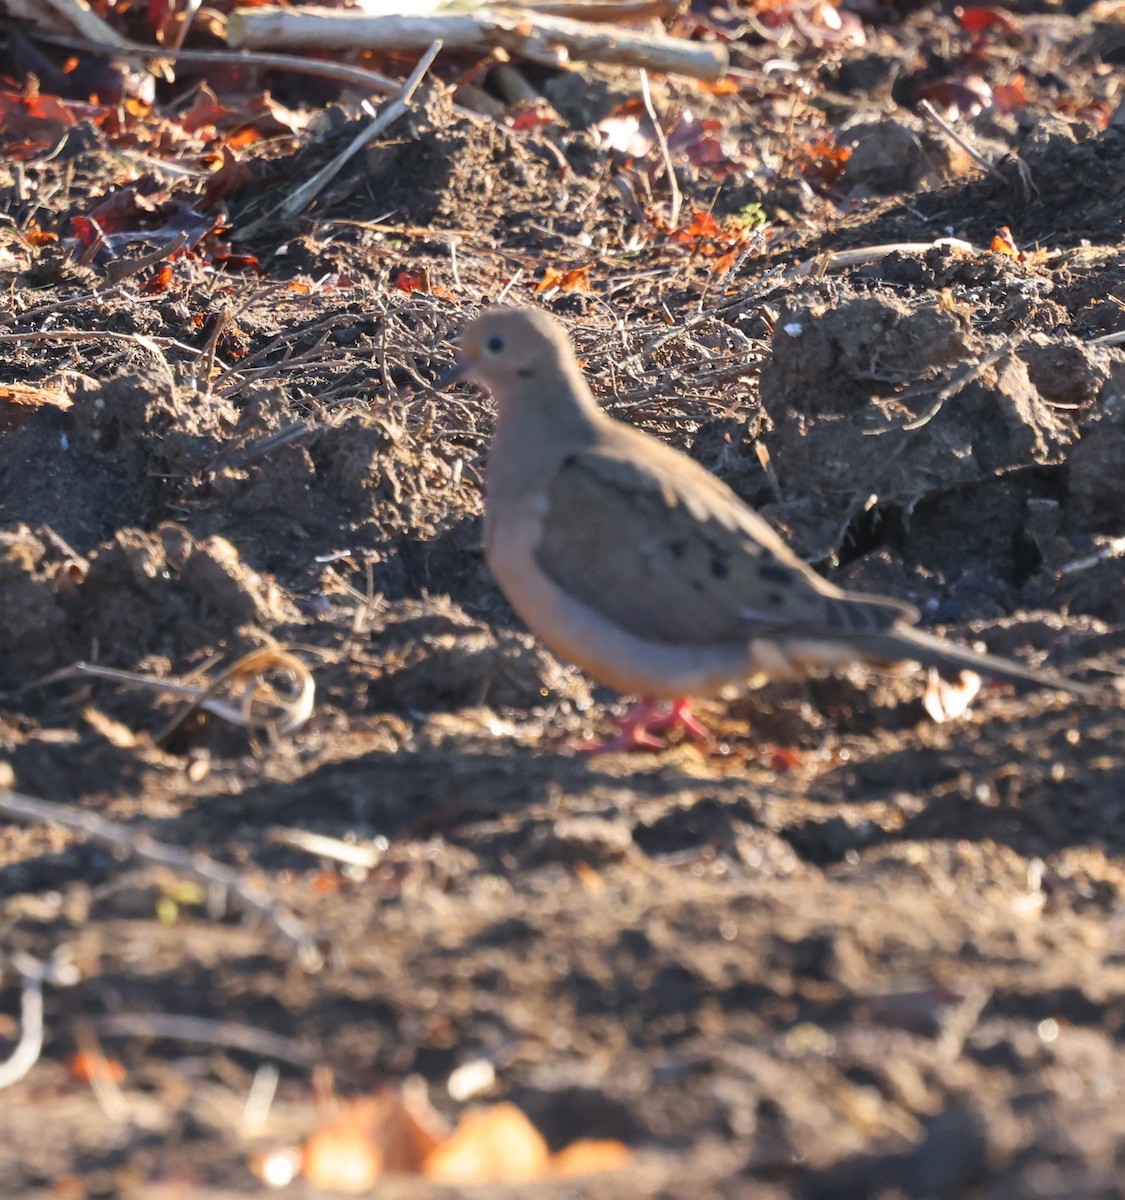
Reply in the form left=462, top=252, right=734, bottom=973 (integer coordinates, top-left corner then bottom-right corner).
left=44, top=648, right=316, bottom=741
left=228, top=5, right=729, bottom=80
left=278, top=39, right=443, bottom=221
left=0, top=952, right=80, bottom=1090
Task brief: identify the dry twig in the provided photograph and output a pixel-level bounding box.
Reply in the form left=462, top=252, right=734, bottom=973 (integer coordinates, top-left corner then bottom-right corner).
left=227, top=5, right=729, bottom=80
left=278, top=39, right=442, bottom=221
left=39, top=648, right=316, bottom=743
left=0, top=788, right=324, bottom=970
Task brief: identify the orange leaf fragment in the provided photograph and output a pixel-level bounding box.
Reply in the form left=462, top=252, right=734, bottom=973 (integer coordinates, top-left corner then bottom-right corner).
left=301, top=1116, right=382, bottom=1193
left=23, top=223, right=57, bottom=246
left=423, top=1102, right=551, bottom=1183
left=769, top=747, right=802, bottom=773
left=68, top=1051, right=126, bottom=1084
left=139, top=264, right=174, bottom=295
left=535, top=264, right=593, bottom=294
left=989, top=225, right=1021, bottom=259
left=993, top=75, right=1030, bottom=113
left=673, top=209, right=722, bottom=243
left=798, top=137, right=851, bottom=185
left=551, top=1138, right=632, bottom=1177
left=391, top=265, right=430, bottom=294
left=696, top=77, right=739, bottom=95
left=301, top=1087, right=447, bottom=1191
left=713, top=247, right=741, bottom=274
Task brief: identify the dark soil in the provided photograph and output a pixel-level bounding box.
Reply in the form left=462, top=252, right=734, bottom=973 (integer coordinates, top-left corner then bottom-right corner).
left=1, top=4, right=1124, bottom=1196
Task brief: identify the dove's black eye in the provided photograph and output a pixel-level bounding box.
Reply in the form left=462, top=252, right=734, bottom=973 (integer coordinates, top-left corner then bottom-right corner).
left=485, top=335, right=506, bottom=355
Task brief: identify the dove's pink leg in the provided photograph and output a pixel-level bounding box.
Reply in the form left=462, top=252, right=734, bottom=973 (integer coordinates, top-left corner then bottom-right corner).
left=576, top=697, right=710, bottom=753
left=646, top=697, right=711, bottom=743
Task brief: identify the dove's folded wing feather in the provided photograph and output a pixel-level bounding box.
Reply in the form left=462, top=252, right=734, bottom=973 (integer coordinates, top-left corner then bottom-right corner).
left=534, top=437, right=916, bottom=648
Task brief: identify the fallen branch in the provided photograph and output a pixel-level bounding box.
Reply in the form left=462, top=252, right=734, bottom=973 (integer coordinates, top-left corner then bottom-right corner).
left=0, top=788, right=324, bottom=971
left=228, top=5, right=729, bottom=80
left=89, top=1013, right=312, bottom=1066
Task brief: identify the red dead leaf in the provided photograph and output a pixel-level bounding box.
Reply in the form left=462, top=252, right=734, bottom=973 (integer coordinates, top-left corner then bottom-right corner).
left=509, top=101, right=559, bottom=131
left=770, top=747, right=802, bottom=772
left=24, top=223, right=58, bottom=247
left=695, top=77, right=739, bottom=95
left=212, top=254, right=260, bottom=271
left=955, top=5, right=1020, bottom=32
left=68, top=1051, right=126, bottom=1084
left=993, top=75, right=1030, bottom=113
left=139, top=264, right=175, bottom=294
left=797, top=137, right=851, bottom=185
left=672, top=210, right=722, bottom=246
left=391, top=265, right=430, bottom=293
left=201, top=146, right=254, bottom=211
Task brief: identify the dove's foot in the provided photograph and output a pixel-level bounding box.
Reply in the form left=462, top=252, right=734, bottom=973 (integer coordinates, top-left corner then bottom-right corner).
left=573, top=697, right=710, bottom=754
left=644, top=697, right=711, bottom=743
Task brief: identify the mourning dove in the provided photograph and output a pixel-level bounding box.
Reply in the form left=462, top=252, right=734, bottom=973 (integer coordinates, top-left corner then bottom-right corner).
left=443, top=307, right=1099, bottom=750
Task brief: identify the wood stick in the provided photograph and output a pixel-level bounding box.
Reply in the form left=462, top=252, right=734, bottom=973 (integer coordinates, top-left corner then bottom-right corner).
left=227, top=5, right=729, bottom=80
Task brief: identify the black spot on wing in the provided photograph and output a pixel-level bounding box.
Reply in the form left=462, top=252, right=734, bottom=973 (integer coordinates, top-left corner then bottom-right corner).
left=710, top=556, right=729, bottom=579
left=767, top=592, right=785, bottom=607
left=667, top=539, right=689, bottom=560
left=758, top=563, right=795, bottom=585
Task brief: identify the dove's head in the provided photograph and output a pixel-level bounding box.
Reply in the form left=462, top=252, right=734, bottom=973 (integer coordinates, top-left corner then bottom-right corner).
left=442, top=308, right=597, bottom=419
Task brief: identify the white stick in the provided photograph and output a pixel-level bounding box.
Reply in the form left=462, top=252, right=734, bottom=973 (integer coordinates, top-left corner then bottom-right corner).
left=278, top=39, right=442, bottom=221
left=228, top=6, right=729, bottom=80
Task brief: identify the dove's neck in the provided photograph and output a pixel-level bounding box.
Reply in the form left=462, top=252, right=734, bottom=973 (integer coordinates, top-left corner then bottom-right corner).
left=487, top=364, right=605, bottom=499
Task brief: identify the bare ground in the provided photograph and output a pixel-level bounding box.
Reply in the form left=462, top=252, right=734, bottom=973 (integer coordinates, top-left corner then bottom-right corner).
left=1, top=5, right=1125, bottom=1196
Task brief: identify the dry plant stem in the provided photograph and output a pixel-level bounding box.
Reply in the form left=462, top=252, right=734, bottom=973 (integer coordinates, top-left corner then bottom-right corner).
left=918, top=100, right=1006, bottom=181
left=269, top=826, right=386, bottom=869
left=276, top=39, right=442, bottom=223
left=0, top=788, right=324, bottom=971
left=227, top=6, right=729, bottom=80
left=639, top=67, right=681, bottom=230
left=90, top=1013, right=311, bottom=1066
left=788, top=238, right=978, bottom=278
left=0, top=951, right=80, bottom=1090
left=35, top=31, right=401, bottom=97
left=40, top=650, right=315, bottom=739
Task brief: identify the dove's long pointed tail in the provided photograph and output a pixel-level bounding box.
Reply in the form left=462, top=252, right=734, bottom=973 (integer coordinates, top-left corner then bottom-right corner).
left=852, top=626, right=1100, bottom=700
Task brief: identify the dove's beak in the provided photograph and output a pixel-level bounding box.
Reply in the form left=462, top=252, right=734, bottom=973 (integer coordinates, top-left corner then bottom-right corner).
left=435, top=356, right=470, bottom=389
